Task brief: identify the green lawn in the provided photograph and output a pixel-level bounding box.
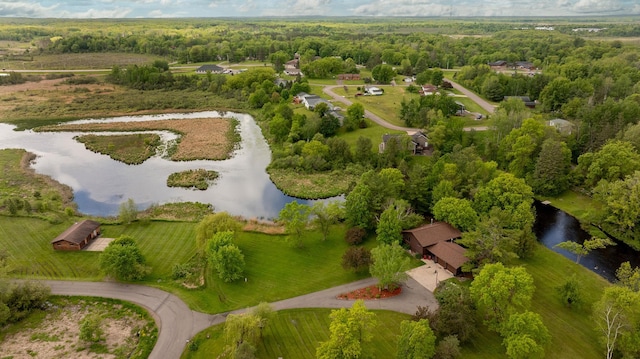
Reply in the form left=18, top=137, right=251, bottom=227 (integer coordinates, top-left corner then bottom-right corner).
left=537, top=189, right=602, bottom=222
left=462, top=243, right=609, bottom=359
left=157, top=227, right=383, bottom=313
left=1, top=216, right=405, bottom=314
left=331, top=86, right=418, bottom=127
left=181, top=308, right=410, bottom=359
left=337, top=119, right=405, bottom=149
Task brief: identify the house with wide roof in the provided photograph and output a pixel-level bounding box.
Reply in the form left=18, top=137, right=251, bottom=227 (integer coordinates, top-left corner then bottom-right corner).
left=402, top=221, right=468, bottom=275
left=51, top=220, right=101, bottom=251
left=195, top=64, right=225, bottom=74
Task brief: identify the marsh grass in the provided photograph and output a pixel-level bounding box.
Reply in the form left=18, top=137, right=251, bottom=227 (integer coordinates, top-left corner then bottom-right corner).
left=75, top=133, right=162, bottom=165
left=267, top=167, right=358, bottom=198
left=39, top=118, right=237, bottom=161
left=167, top=169, right=219, bottom=190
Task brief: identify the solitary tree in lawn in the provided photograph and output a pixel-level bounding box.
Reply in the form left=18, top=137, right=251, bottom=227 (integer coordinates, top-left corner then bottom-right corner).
left=370, top=243, right=411, bottom=290
left=195, top=212, right=242, bottom=254
left=316, top=300, right=377, bottom=359
left=311, top=201, right=344, bottom=241
left=500, top=311, right=551, bottom=359
left=278, top=201, right=311, bottom=248
left=99, top=235, right=149, bottom=281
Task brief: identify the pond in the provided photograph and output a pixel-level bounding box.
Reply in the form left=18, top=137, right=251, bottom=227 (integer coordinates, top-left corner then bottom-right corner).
left=534, top=201, right=640, bottom=282
left=0, top=111, right=328, bottom=219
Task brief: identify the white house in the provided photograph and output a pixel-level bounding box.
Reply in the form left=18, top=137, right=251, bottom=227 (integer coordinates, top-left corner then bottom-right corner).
left=365, top=86, right=383, bottom=96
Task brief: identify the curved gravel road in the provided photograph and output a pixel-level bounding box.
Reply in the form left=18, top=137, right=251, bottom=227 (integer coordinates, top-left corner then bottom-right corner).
left=445, top=78, right=496, bottom=114
left=47, top=277, right=436, bottom=358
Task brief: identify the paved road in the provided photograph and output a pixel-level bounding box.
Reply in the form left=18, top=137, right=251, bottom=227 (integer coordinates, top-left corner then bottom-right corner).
left=322, top=85, right=420, bottom=133
left=47, top=277, right=436, bottom=359
left=446, top=78, right=496, bottom=114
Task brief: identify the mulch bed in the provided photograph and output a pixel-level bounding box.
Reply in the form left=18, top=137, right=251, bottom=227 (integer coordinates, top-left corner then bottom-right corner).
left=337, top=285, right=402, bottom=300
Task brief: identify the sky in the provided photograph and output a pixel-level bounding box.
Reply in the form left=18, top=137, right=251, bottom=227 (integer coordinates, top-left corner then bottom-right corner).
left=1, top=0, right=639, bottom=18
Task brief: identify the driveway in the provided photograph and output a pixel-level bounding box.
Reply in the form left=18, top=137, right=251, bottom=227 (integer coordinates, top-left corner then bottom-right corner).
left=322, top=85, right=420, bottom=133
left=47, top=276, right=437, bottom=359
left=446, top=79, right=497, bottom=114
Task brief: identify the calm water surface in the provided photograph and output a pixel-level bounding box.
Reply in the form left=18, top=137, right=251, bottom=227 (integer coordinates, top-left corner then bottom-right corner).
left=534, top=202, right=640, bottom=282
left=0, top=111, right=324, bottom=219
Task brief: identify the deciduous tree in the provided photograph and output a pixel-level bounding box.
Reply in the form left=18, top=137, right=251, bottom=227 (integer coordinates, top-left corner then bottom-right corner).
left=195, top=212, right=241, bottom=253
left=397, top=319, right=436, bottom=359
left=316, top=300, right=377, bottom=359
left=370, top=243, right=411, bottom=290
left=99, top=235, right=149, bottom=281
left=594, top=286, right=640, bottom=359
left=470, top=263, right=534, bottom=331
left=311, top=201, right=344, bottom=241
left=342, top=246, right=372, bottom=273
left=554, top=237, right=614, bottom=264
left=500, top=311, right=551, bottom=359
left=278, top=201, right=311, bottom=248
left=432, top=197, right=478, bottom=232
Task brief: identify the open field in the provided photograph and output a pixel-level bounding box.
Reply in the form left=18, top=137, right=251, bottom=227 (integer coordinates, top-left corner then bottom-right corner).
left=181, top=308, right=410, bottom=359
left=0, top=296, right=157, bottom=359
left=338, top=118, right=405, bottom=148
left=0, top=79, right=247, bottom=130
left=39, top=118, right=236, bottom=161
left=2, top=52, right=161, bottom=70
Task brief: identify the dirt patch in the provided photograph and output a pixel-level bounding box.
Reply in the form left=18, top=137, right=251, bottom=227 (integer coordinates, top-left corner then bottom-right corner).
left=337, top=285, right=402, bottom=300
left=1, top=299, right=155, bottom=359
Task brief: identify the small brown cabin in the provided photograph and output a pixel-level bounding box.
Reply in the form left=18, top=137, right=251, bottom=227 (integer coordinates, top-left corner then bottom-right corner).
left=51, top=220, right=101, bottom=251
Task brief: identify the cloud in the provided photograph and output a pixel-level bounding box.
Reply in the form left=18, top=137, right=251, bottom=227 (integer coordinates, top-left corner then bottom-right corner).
left=572, top=0, right=624, bottom=13
left=0, top=1, right=58, bottom=17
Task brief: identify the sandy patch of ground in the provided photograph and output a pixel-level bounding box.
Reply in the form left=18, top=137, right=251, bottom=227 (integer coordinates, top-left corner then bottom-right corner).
left=1, top=301, right=148, bottom=359
left=406, top=259, right=453, bottom=292
left=84, top=237, right=116, bottom=252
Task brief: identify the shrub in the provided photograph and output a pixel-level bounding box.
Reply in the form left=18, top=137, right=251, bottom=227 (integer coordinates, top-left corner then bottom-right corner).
left=342, top=246, right=372, bottom=272
left=79, top=314, right=104, bottom=343
left=345, top=226, right=366, bottom=245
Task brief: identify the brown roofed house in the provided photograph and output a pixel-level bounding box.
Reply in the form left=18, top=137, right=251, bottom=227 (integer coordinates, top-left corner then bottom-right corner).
left=402, top=221, right=468, bottom=275
left=51, top=220, right=101, bottom=251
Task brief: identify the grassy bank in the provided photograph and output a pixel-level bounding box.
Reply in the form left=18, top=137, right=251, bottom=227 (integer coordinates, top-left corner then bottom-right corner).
left=462, top=243, right=608, bottom=359
left=267, top=167, right=358, bottom=198
left=75, top=133, right=162, bottom=165
left=0, top=149, right=74, bottom=219
left=181, top=308, right=410, bottom=359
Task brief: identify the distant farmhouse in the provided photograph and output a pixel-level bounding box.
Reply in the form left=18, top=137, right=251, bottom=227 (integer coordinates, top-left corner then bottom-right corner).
left=51, top=220, right=101, bottom=251
left=195, top=64, right=225, bottom=74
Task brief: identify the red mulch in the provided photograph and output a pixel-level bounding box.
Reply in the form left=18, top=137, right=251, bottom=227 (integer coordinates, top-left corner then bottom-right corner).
left=337, top=285, right=402, bottom=300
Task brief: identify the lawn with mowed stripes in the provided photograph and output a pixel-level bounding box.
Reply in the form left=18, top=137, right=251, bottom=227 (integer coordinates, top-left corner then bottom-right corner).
left=1, top=217, right=409, bottom=315
left=156, top=226, right=387, bottom=313
left=181, top=308, right=410, bottom=359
